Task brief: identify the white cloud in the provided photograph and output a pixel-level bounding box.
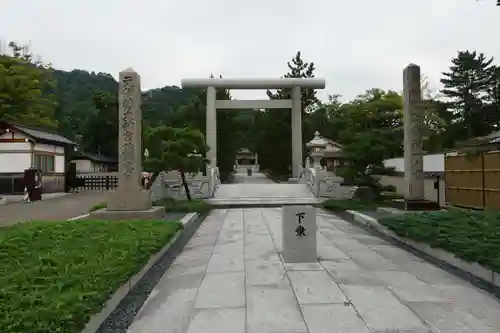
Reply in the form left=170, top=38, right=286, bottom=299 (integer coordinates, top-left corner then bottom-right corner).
left=1, top=0, right=498, bottom=102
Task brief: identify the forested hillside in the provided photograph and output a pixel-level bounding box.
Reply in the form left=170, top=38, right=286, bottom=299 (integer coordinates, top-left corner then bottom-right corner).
left=52, top=69, right=195, bottom=152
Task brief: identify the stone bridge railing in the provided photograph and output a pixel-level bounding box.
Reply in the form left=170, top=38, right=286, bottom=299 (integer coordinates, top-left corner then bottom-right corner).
left=300, top=167, right=357, bottom=199
left=150, top=167, right=220, bottom=201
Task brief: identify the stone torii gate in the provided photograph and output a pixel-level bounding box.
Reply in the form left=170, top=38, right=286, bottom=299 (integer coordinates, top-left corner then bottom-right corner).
left=181, top=78, right=326, bottom=179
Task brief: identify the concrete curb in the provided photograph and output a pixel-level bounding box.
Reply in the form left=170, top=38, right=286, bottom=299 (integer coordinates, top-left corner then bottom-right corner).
left=345, top=210, right=500, bottom=290
left=0, top=198, right=7, bottom=205
left=81, top=212, right=200, bottom=333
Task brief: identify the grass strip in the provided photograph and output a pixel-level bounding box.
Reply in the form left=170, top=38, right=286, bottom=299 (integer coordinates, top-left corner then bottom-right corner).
left=0, top=219, right=181, bottom=333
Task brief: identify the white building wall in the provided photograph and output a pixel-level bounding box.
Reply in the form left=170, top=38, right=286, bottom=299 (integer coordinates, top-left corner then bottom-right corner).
left=0, top=153, right=31, bottom=173
left=0, top=131, right=67, bottom=173
left=72, top=159, right=108, bottom=173
left=73, top=160, right=92, bottom=172
left=55, top=156, right=65, bottom=173
left=383, top=153, right=445, bottom=173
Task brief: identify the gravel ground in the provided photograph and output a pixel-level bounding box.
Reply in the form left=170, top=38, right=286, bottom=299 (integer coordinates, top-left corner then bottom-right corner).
left=95, top=212, right=209, bottom=333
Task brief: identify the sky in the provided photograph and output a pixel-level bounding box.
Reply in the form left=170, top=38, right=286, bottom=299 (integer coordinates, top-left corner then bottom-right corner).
left=0, top=0, right=498, bottom=102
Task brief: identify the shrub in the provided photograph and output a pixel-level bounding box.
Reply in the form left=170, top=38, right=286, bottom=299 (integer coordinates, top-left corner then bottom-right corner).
left=379, top=209, right=500, bottom=273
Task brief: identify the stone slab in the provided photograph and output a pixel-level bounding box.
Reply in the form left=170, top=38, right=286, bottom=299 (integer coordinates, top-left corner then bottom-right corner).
left=186, top=307, right=245, bottom=333
left=409, top=302, right=499, bottom=333
left=282, top=205, right=317, bottom=263
left=301, top=304, right=371, bottom=333
left=89, top=206, right=165, bottom=220
left=206, top=252, right=245, bottom=273
left=195, top=272, right=245, bottom=308
left=127, top=288, right=197, bottom=333
left=341, top=285, right=428, bottom=332
left=288, top=270, right=346, bottom=304
left=246, top=261, right=287, bottom=286
left=246, top=285, right=308, bottom=333
left=375, top=270, right=449, bottom=302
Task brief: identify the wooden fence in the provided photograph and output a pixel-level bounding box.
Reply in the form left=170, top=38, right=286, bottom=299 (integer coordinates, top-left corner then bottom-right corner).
left=445, top=151, right=500, bottom=209
left=70, top=172, right=119, bottom=192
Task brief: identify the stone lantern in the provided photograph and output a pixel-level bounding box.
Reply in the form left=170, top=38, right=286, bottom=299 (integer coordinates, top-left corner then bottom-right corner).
left=306, top=131, right=328, bottom=170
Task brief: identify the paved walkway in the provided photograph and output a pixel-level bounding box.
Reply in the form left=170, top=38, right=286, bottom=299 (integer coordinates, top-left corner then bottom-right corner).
left=127, top=208, right=500, bottom=333
left=0, top=191, right=107, bottom=226
left=208, top=172, right=320, bottom=206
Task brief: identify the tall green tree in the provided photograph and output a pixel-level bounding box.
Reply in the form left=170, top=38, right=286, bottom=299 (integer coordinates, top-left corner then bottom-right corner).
left=0, top=42, right=57, bottom=130
left=82, top=90, right=119, bottom=158
left=440, top=50, right=497, bottom=139
left=335, top=89, right=402, bottom=196
left=258, top=51, right=320, bottom=178
left=144, top=126, right=208, bottom=201
left=266, top=51, right=319, bottom=109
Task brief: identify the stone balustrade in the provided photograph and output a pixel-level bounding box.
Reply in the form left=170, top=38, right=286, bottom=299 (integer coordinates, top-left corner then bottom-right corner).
left=150, top=167, right=220, bottom=201
left=302, top=167, right=357, bottom=199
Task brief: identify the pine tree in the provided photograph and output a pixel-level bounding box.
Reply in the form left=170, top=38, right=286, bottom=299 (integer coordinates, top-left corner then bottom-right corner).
left=266, top=51, right=319, bottom=111
left=440, top=50, right=497, bottom=139
left=257, top=51, right=319, bottom=178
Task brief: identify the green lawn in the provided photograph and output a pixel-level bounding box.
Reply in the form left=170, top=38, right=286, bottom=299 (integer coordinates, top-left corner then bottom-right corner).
left=378, top=209, right=500, bottom=273
left=90, top=198, right=212, bottom=214
left=0, top=219, right=182, bottom=333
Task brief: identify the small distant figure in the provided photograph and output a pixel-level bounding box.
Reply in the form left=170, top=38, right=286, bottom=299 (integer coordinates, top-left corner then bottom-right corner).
left=23, top=186, right=30, bottom=203
left=247, top=168, right=252, bottom=176
left=141, top=171, right=152, bottom=188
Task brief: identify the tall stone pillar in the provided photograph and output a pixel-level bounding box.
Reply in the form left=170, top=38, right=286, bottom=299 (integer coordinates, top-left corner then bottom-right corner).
left=206, top=86, right=217, bottom=169
left=403, top=64, right=439, bottom=210
left=291, top=86, right=303, bottom=178
left=99, top=68, right=163, bottom=218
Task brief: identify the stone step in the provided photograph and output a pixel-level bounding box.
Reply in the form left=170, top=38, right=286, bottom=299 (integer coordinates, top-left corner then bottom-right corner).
left=207, top=197, right=323, bottom=208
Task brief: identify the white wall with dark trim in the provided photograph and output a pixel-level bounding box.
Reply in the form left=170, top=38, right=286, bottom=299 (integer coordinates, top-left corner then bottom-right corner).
left=0, top=131, right=66, bottom=173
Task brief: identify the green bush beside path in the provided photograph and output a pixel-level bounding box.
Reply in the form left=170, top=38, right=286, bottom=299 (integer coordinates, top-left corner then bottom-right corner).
left=379, top=209, right=500, bottom=273
left=0, top=219, right=181, bottom=333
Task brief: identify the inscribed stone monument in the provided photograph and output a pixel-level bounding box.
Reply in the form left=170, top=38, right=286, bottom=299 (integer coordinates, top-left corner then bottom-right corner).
left=403, top=64, right=424, bottom=201
left=282, top=205, right=317, bottom=263
left=402, top=64, right=439, bottom=210
left=106, top=68, right=153, bottom=212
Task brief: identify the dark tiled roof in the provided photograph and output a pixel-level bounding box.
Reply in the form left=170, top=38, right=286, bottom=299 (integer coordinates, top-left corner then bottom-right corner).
left=73, top=151, right=117, bottom=164
left=3, top=122, right=76, bottom=145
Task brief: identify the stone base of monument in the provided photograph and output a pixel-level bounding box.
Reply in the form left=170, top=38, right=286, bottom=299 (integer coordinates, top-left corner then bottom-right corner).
left=282, top=205, right=317, bottom=263
left=90, top=206, right=165, bottom=220
left=403, top=199, right=441, bottom=211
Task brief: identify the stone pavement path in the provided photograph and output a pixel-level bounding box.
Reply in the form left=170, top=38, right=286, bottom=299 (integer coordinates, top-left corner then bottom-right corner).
left=0, top=191, right=107, bottom=227
left=231, top=171, right=276, bottom=184
left=210, top=172, right=319, bottom=206
left=127, top=208, right=500, bottom=333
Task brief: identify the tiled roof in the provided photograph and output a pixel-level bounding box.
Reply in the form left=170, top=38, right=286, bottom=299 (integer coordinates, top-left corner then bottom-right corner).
left=5, top=122, right=76, bottom=145
left=73, top=151, right=117, bottom=164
